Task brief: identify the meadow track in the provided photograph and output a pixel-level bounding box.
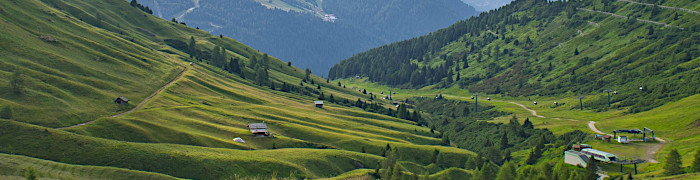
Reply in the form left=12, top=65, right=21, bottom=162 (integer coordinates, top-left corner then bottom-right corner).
left=57, top=64, right=189, bottom=129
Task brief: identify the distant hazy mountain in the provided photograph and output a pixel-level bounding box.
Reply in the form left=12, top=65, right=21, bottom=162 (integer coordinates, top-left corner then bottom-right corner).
left=460, top=0, right=514, bottom=11
left=140, top=0, right=477, bottom=74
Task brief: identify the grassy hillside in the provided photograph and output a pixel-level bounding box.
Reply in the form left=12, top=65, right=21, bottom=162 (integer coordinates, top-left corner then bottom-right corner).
left=0, top=0, right=480, bottom=179
left=0, top=153, right=179, bottom=180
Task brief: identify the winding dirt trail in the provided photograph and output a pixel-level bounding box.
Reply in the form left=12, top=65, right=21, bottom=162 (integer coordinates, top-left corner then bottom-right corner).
left=588, top=121, right=666, bottom=163
left=508, top=102, right=545, bottom=118
left=57, top=65, right=189, bottom=129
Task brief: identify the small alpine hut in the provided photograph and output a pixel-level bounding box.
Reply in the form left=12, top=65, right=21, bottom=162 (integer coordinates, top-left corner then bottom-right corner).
left=114, top=96, right=129, bottom=104
left=314, top=101, right=324, bottom=108
left=247, top=121, right=270, bottom=137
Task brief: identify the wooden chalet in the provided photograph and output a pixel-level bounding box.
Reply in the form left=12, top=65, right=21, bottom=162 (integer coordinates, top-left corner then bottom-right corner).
left=247, top=121, right=271, bottom=137
left=114, top=96, right=129, bottom=104
left=314, top=101, right=324, bottom=108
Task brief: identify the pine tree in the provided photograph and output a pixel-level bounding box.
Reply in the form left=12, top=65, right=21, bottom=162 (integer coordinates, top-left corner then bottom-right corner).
left=229, top=58, right=241, bottom=75
left=522, top=118, right=533, bottom=129
left=318, top=92, right=325, bottom=100
left=480, top=162, right=498, bottom=180
left=500, top=132, right=509, bottom=149
left=391, top=163, right=402, bottom=180
left=496, top=161, right=516, bottom=180
left=664, top=149, right=683, bottom=176
left=304, top=68, right=312, bottom=81
left=255, top=66, right=268, bottom=86
left=188, top=36, right=196, bottom=58
left=503, top=149, right=512, bottom=162
left=130, top=0, right=138, bottom=7
left=585, top=157, right=598, bottom=180
left=397, top=104, right=409, bottom=120
left=262, top=53, right=270, bottom=69
left=574, top=48, right=579, bottom=56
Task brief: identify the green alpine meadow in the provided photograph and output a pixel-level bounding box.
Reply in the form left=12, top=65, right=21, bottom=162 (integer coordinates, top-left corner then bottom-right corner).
left=0, top=0, right=698, bottom=179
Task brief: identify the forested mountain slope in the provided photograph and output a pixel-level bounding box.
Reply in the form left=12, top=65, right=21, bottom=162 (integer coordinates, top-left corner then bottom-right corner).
left=461, top=0, right=515, bottom=11
left=330, top=0, right=699, bottom=113
left=139, top=0, right=477, bottom=74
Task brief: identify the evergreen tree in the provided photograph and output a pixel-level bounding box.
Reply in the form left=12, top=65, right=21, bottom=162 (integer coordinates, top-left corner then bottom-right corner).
left=496, top=161, right=516, bottom=180
left=500, top=132, right=509, bottom=149
left=287, top=61, right=291, bottom=66
left=305, top=68, right=312, bottom=80
left=262, top=53, right=270, bottom=69
left=382, top=148, right=398, bottom=179
left=391, top=163, right=402, bottom=180
left=664, top=149, right=683, bottom=176
left=188, top=36, right=196, bottom=58
left=318, top=92, right=325, bottom=100
left=522, top=118, right=534, bottom=129
left=229, top=58, right=241, bottom=75
left=255, top=66, right=268, bottom=86
left=694, top=149, right=700, bottom=173
left=585, top=157, right=598, bottom=180
left=503, top=149, right=512, bottom=162
left=397, top=104, right=409, bottom=120
left=574, top=48, right=579, bottom=56
left=130, top=0, right=138, bottom=7
left=479, top=162, right=498, bottom=180
left=329, top=94, right=335, bottom=103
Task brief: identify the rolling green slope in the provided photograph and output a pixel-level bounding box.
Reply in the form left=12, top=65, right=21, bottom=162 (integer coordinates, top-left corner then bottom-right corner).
left=0, top=153, right=179, bottom=180
left=0, top=0, right=477, bottom=179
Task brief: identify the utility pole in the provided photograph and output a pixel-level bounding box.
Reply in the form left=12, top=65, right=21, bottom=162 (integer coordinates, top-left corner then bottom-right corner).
left=603, top=89, right=613, bottom=108
left=473, top=93, right=479, bottom=112
left=578, top=96, right=585, bottom=111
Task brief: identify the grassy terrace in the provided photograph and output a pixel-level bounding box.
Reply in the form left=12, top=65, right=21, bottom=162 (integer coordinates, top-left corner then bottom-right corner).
left=0, top=0, right=476, bottom=179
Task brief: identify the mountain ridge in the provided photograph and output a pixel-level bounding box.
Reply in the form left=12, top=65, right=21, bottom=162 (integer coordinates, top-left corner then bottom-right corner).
left=139, top=0, right=478, bottom=74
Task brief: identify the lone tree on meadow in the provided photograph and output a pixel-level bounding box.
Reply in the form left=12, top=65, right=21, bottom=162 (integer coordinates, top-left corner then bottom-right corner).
left=664, top=149, right=683, bottom=176
left=304, top=68, right=312, bottom=81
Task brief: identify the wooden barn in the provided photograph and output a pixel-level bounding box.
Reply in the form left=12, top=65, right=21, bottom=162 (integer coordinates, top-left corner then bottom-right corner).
left=314, top=101, right=324, bottom=108
left=247, top=121, right=271, bottom=137
left=114, top=96, right=129, bottom=104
